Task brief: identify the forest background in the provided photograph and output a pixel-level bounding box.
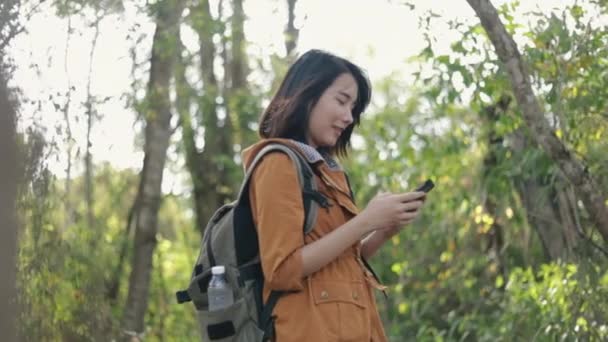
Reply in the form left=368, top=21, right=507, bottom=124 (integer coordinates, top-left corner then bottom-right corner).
left=1, top=0, right=608, bottom=341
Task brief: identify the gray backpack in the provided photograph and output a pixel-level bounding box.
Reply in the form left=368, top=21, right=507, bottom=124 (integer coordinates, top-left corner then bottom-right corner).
left=176, top=143, right=330, bottom=341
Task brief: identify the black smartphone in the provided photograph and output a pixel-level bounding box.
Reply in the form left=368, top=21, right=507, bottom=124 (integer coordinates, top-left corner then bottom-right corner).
left=415, top=179, right=435, bottom=193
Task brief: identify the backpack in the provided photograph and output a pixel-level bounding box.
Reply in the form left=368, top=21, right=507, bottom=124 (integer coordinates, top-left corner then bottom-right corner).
left=175, top=143, right=331, bottom=341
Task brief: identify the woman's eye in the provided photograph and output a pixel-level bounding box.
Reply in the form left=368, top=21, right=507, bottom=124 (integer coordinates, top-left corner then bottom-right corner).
left=337, top=98, right=346, bottom=105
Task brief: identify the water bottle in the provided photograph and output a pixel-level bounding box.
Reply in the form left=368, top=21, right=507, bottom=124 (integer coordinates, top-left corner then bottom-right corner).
left=207, top=265, right=234, bottom=311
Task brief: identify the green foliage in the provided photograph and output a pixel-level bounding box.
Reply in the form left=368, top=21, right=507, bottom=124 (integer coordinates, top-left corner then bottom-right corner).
left=229, top=87, right=263, bottom=148
left=483, top=263, right=608, bottom=341
left=18, top=163, right=121, bottom=340
left=435, top=262, right=608, bottom=341
left=17, top=163, right=199, bottom=341
left=341, top=2, right=608, bottom=340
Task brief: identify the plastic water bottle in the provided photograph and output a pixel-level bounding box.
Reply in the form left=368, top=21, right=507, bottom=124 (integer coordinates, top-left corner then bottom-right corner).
left=208, top=265, right=234, bottom=311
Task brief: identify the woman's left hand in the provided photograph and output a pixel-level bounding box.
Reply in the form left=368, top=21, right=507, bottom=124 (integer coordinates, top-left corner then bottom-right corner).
left=377, top=195, right=425, bottom=240
left=360, top=191, right=426, bottom=259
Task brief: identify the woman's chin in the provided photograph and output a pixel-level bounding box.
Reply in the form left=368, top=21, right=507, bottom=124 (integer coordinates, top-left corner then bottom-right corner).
left=314, top=136, right=338, bottom=148
left=326, top=139, right=338, bottom=147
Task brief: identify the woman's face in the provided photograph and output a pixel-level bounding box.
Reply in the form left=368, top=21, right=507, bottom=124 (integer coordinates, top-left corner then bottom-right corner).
left=306, top=73, right=358, bottom=149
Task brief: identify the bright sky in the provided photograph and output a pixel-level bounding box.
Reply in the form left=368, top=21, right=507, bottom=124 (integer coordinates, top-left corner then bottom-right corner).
left=10, top=0, right=571, bottom=192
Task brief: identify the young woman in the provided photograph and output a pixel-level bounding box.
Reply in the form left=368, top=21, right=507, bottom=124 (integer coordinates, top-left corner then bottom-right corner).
left=241, top=49, right=426, bottom=341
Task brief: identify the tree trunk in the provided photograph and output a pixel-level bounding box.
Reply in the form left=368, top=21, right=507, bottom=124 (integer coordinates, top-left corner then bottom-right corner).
left=85, top=12, right=102, bottom=238
left=198, top=0, right=223, bottom=224
left=556, top=186, right=579, bottom=252
left=181, top=0, right=223, bottom=236
left=120, top=0, right=182, bottom=339
left=284, top=0, right=298, bottom=57
left=1, top=2, right=21, bottom=339
left=230, top=0, right=247, bottom=90
left=106, top=189, right=139, bottom=302
left=0, top=59, right=18, bottom=342
left=482, top=96, right=579, bottom=261
left=62, top=16, right=74, bottom=234
left=175, top=36, right=209, bottom=235
left=510, top=128, right=579, bottom=260
left=466, top=0, right=608, bottom=243
left=216, top=0, right=245, bottom=202
left=480, top=99, right=508, bottom=282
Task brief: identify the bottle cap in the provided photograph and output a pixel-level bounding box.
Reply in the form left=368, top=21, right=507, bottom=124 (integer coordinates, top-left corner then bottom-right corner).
left=211, top=266, right=226, bottom=275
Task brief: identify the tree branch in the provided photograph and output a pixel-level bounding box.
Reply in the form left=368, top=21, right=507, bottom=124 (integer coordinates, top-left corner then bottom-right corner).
left=466, top=0, right=608, bottom=243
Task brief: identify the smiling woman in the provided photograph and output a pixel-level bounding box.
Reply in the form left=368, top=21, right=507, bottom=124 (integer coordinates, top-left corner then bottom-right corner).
left=259, top=49, right=371, bottom=157
left=239, top=49, right=428, bottom=341
left=306, top=73, right=358, bottom=149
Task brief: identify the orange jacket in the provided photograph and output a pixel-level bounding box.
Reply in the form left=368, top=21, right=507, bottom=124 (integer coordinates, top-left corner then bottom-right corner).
left=242, top=138, right=388, bottom=342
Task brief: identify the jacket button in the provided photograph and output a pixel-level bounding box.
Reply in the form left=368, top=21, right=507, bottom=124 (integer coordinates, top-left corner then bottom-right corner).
left=352, top=292, right=359, bottom=300
left=320, top=291, right=329, bottom=299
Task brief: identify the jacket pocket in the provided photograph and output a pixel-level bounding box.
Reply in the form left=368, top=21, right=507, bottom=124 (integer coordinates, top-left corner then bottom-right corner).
left=311, top=280, right=369, bottom=342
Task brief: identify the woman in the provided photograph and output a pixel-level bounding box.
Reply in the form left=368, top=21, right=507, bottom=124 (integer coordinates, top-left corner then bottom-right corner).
left=241, top=49, right=426, bottom=341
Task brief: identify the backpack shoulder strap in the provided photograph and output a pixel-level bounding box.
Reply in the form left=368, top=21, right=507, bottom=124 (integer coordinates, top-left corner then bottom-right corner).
left=237, top=143, right=320, bottom=235
left=239, top=144, right=334, bottom=340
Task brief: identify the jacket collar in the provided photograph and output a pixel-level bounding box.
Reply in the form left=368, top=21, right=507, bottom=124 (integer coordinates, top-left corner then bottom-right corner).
left=289, top=140, right=342, bottom=171
left=241, top=138, right=343, bottom=172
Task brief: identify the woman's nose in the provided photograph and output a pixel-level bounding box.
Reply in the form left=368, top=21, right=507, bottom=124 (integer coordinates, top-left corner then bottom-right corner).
left=343, top=109, right=354, bottom=125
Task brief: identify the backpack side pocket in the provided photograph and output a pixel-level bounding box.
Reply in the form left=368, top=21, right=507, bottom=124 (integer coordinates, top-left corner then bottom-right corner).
left=196, top=289, right=264, bottom=341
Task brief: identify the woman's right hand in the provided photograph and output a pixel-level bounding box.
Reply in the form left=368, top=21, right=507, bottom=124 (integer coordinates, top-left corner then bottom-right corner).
left=359, top=191, right=426, bottom=234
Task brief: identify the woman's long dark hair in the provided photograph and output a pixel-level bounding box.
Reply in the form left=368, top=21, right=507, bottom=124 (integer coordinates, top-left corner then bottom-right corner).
left=259, top=49, right=371, bottom=157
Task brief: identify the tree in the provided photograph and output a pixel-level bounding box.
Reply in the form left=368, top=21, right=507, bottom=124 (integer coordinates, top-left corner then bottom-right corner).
left=53, top=0, right=126, bottom=239
left=177, top=0, right=225, bottom=236
left=178, top=0, right=264, bottom=236
left=414, top=1, right=606, bottom=262
left=479, top=97, right=510, bottom=280
left=466, top=0, right=608, bottom=243
left=1, top=1, right=23, bottom=339
left=83, top=10, right=104, bottom=241
left=0, top=55, right=19, bottom=342
left=284, top=0, right=298, bottom=57
left=120, top=0, right=183, bottom=339
left=481, top=96, right=580, bottom=261
left=509, top=127, right=581, bottom=260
